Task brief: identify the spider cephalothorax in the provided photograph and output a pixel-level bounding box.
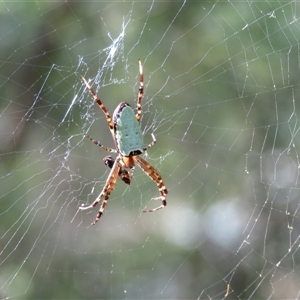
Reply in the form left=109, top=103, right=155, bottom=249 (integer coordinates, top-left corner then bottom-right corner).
left=79, top=60, right=168, bottom=225
left=103, top=155, right=131, bottom=185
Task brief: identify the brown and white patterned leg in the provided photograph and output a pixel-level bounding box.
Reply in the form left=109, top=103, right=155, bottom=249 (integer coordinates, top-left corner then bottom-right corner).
left=79, top=156, right=122, bottom=225
left=136, top=156, right=168, bottom=212
left=82, top=76, right=114, bottom=135
left=84, top=134, right=117, bottom=153
left=143, top=133, right=156, bottom=152
left=135, top=59, right=144, bottom=122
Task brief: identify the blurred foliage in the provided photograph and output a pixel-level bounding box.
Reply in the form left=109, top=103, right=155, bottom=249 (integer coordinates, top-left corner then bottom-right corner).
left=1, top=1, right=300, bottom=299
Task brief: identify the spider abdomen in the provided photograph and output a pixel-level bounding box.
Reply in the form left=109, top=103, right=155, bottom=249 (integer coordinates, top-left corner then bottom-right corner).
left=113, top=102, right=143, bottom=157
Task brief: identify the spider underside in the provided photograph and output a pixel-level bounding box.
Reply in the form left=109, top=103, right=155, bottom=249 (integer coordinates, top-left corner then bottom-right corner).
left=79, top=59, right=168, bottom=225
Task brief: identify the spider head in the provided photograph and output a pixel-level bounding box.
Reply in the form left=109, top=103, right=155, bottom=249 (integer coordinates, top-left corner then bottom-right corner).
left=103, top=155, right=132, bottom=184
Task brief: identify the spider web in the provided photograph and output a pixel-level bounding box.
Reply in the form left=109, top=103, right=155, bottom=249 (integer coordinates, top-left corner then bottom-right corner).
left=1, top=1, right=300, bottom=299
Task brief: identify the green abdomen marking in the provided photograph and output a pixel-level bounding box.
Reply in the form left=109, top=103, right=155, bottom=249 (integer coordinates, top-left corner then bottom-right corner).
left=114, top=104, right=143, bottom=156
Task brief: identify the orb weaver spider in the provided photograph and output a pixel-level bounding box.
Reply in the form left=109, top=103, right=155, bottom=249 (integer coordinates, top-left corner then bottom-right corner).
left=79, top=59, right=168, bottom=225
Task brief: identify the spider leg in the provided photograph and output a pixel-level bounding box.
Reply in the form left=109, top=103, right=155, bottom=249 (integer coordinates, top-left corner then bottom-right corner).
left=82, top=76, right=114, bottom=134
left=79, top=156, right=122, bottom=225
left=136, top=156, right=168, bottom=213
left=143, top=133, right=156, bottom=151
left=85, top=134, right=117, bottom=153
left=135, top=59, right=144, bottom=122
left=104, top=155, right=131, bottom=185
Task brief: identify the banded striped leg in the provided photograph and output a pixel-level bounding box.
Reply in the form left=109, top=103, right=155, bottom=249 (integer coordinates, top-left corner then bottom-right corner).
left=79, top=156, right=122, bottom=225
left=84, top=134, right=117, bottom=153
left=136, top=156, right=168, bottom=212
left=82, top=76, right=114, bottom=134
left=135, top=59, right=144, bottom=122
left=143, top=133, right=156, bottom=151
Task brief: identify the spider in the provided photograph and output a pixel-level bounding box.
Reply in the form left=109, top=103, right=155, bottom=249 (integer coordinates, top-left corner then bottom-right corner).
left=79, top=59, right=168, bottom=225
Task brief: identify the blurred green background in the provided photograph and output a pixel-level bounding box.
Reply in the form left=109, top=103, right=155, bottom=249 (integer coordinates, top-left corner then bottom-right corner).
left=1, top=1, right=300, bottom=299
